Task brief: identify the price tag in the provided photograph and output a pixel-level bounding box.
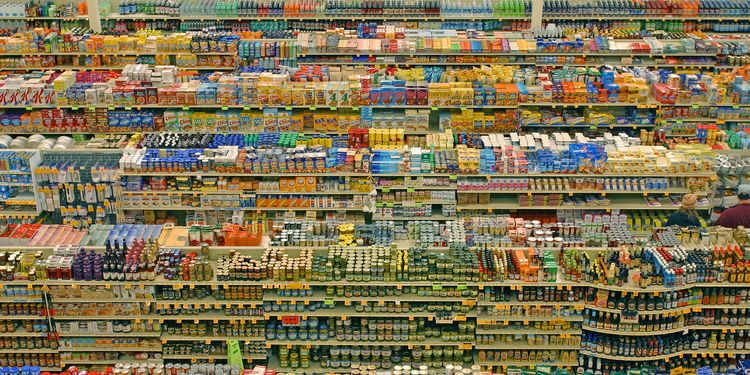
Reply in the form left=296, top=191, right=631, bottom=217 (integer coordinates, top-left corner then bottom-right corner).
left=432, top=284, right=443, bottom=291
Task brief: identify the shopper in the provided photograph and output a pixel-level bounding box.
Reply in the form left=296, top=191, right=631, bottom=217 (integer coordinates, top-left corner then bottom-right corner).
left=716, top=185, right=750, bottom=228
left=666, top=194, right=702, bottom=227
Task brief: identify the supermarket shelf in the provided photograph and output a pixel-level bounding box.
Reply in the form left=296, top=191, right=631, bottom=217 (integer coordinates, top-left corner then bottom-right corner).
left=579, top=349, right=750, bottom=361
left=266, top=357, right=351, bottom=374
left=458, top=195, right=707, bottom=211
left=61, top=358, right=163, bottom=365
left=660, top=117, right=747, bottom=122
left=160, top=334, right=264, bottom=342
left=60, top=347, right=163, bottom=352
left=109, top=171, right=725, bottom=179
left=587, top=281, right=743, bottom=293
left=0, top=348, right=58, bottom=354
left=0, top=170, right=31, bottom=175
left=377, top=200, right=457, bottom=205
left=372, top=214, right=457, bottom=221
left=119, top=206, right=365, bottom=211
left=0, top=66, right=236, bottom=71
left=263, top=306, right=474, bottom=319
left=582, top=325, right=686, bottom=336
left=118, top=171, right=371, bottom=177
left=0, top=331, right=50, bottom=337
left=102, top=13, right=529, bottom=21
left=60, top=332, right=162, bottom=337
left=122, top=190, right=370, bottom=196
left=3, top=102, right=747, bottom=111
left=52, top=315, right=157, bottom=320
left=52, top=298, right=156, bottom=303
left=714, top=149, right=750, bottom=156
left=0, top=314, right=46, bottom=320
left=297, top=60, right=723, bottom=69
left=0, top=15, right=87, bottom=20
left=474, top=343, right=581, bottom=350
left=457, top=188, right=701, bottom=195
left=475, top=328, right=583, bottom=335
left=161, top=354, right=267, bottom=361
left=476, top=360, right=579, bottom=367
left=264, top=294, right=473, bottom=303
left=0, top=298, right=44, bottom=303
left=0, top=51, right=235, bottom=56
left=300, top=51, right=719, bottom=58
left=477, top=301, right=585, bottom=308
left=0, top=209, right=39, bottom=218
left=7, top=278, right=750, bottom=291
left=476, top=315, right=583, bottom=322
left=457, top=172, right=717, bottom=178
left=267, top=338, right=472, bottom=346
left=541, top=14, right=750, bottom=20
left=157, top=313, right=263, bottom=322
left=376, top=185, right=457, bottom=190
left=689, top=325, right=749, bottom=331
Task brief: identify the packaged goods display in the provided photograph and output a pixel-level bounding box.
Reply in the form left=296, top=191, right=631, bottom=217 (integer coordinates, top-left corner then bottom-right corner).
left=1, top=228, right=750, bottom=372
left=3, top=0, right=750, bottom=373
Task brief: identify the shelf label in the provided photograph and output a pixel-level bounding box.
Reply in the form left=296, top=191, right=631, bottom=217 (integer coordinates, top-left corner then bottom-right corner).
left=287, top=282, right=305, bottom=290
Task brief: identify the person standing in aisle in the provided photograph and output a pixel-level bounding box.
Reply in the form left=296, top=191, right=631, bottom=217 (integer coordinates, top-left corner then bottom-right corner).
left=666, top=194, right=702, bottom=227
left=715, top=185, right=750, bottom=228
